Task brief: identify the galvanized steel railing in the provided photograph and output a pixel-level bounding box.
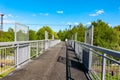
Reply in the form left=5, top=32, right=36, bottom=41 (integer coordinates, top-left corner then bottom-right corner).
left=0, top=40, right=60, bottom=75
left=68, top=40, right=120, bottom=80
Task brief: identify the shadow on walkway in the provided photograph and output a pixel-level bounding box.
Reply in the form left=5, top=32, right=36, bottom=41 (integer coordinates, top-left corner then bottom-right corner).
left=66, top=44, right=89, bottom=80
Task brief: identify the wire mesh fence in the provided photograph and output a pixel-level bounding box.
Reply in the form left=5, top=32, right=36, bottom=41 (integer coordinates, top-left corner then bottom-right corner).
left=0, top=44, right=15, bottom=75
left=0, top=40, right=60, bottom=78
left=15, top=23, right=29, bottom=41
left=68, top=40, right=120, bottom=80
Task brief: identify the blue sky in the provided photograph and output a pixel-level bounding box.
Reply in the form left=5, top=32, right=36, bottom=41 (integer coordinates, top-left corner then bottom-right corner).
left=0, top=0, right=120, bottom=32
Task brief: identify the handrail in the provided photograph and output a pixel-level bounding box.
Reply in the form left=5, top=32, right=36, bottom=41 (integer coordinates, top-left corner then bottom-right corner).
left=78, top=41, right=120, bottom=58
left=68, top=40, right=120, bottom=80
left=0, top=39, right=60, bottom=75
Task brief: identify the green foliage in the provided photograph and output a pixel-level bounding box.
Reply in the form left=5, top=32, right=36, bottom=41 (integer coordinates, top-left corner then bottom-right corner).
left=0, top=26, right=58, bottom=42
left=29, top=30, right=36, bottom=40
left=0, top=21, right=120, bottom=51
left=91, top=20, right=118, bottom=50
left=57, top=20, right=120, bottom=51
left=57, top=23, right=85, bottom=42
left=0, top=28, right=14, bottom=42
left=36, top=26, right=58, bottom=40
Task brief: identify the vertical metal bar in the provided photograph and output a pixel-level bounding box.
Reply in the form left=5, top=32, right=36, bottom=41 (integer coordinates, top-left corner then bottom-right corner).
left=28, top=43, right=31, bottom=59
left=45, top=31, right=48, bottom=50
left=52, top=35, right=54, bottom=40
left=89, top=48, right=92, bottom=71
left=0, top=13, right=4, bottom=32
left=14, top=23, right=17, bottom=42
left=2, top=49, right=4, bottom=71
left=66, top=43, right=69, bottom=80
left=15, top=44, right=19, bottom=68
left=107, top=60, right=109, bottom=80
left=36, top=41, right=39, bottom=57
left=118, top=65, right=120, bottom=80
left=75, top=32, right=77, bottom=41
left=28, top=26, right=29, bottom=41
left=101, top=53, right=106, bottom=80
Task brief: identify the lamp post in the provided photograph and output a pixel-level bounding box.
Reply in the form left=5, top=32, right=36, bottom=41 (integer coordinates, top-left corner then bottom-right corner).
left=0, top=13, right=4, bottom=38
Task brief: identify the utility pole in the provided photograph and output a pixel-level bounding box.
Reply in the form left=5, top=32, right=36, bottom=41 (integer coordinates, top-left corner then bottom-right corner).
left=0, top=13, right=4, bottom=31
left=0, top=13, right=4, bottom=38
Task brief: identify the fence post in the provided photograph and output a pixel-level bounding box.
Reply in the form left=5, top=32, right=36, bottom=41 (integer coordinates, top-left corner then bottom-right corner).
left=101, top=53, right=106, bottom=80
left=15, top=43, right=19, bottom=68
left=28, top=43, right=31, bottom=59
left=36, top=41, right=39, bottom=57
left=45, top=31, right=48, bottom=50
left=83, top=26, right=94, bottom=72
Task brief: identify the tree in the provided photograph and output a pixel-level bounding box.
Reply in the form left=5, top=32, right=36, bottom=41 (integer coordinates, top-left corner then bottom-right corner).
left=77, top=24, right=85, bottom=42
left=0, top=28, right=14, bottom=42
left=92, top=20, right=117, bottom=49
left=29, top=30, right=36, bottom=40
left=36, top=26, right=58, bottom=40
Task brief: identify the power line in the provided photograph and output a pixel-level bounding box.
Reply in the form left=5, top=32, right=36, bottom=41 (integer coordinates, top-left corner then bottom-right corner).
left=2, top=23, right=76, bottom=26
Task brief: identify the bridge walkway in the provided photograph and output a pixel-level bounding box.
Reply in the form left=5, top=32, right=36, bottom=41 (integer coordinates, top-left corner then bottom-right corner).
left=1, top=42, right=88, bottom=80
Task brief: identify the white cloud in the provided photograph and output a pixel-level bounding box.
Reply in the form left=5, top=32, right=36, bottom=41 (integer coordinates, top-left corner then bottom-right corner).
left=57, top=10, right=63, bottom=14
left=66, top=22, right=79, bottom=25
left=89, top=9, right=104, bottom=16
left=74, top=22, right=79, bottom=25
left=15, top=16, right=19, bottom=18
left=3, top=20, right=15, bottom=23
left=45, top=13, right=49, bottom=16
left=32, top=14, right=36, bottom=16
left=40, top=13, right=49, bottom=16
left=67, top=22, right=71, bottom=25
left=108, top=24, right=112, bottom=27
left=4, top=15, right=7, bottom=19
left=86, top=22, right=91, bottom=25
left=8, top=14, right=14, bottom=18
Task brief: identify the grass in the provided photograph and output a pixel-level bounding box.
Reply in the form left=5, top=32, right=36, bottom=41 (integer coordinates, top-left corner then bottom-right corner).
left=0, top=59, right=14, bottom=78
left=91, top=65, right=120, bottom=80
left=0, top=67, right=14, bottom=78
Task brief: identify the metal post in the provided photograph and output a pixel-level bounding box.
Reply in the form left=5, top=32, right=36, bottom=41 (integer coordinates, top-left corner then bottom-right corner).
left=14, top=23, right=17, bottom=42
left=0, top=13, right=4, bottom=31
left=84, top=26, right=94, bottom=71
left=15, top=44, right=19, bottom=68
left=28, top=43, right=31, bottom=60
left=119, top=65, right=120, bottom=80
left=52, top=34, right=54, bottom=40
left=101, top=53, right=106, bottom=80
left=0, top=13, right=4, bottom=38
left=89, top=26, right=94, bottom=70
left=28, top=26, right=29, bottom=41
left=45, top=31, right=48, bottom=50
left=69, top=25, right=71, bottom=40
left=75, top=32, right=77, bottom=41
left=36, top=41, right=39, bottom=57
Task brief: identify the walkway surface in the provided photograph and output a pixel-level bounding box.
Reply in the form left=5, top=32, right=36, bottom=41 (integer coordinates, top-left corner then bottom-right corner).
left=1, top=42, right=88, bottom=80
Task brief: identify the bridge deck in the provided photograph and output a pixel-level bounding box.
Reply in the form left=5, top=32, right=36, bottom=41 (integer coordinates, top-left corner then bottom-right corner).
left=1, top=42, right=88, bottom=80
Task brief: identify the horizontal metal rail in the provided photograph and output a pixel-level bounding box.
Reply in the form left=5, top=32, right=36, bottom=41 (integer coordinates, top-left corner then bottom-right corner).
left=68, top=40, right=120, bottom=80
left=0, top=40, right=60, bottom=75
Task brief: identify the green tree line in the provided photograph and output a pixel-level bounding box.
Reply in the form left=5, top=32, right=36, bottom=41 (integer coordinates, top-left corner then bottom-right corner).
left=57, top=20, right=120, bottom=51
left=0, top=26, right=58, bottom=42
left=0, top=20, right=120, bottom=51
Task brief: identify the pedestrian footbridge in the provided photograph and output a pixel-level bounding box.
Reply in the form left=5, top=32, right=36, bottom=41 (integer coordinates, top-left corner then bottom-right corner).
left=0, top=40, right=120, bottom=80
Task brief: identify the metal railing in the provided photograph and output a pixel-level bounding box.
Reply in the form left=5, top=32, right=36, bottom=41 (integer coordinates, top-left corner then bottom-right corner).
left=0, top=40, right=60, bottom=75
left=68, top=40, right=120, bottom=80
